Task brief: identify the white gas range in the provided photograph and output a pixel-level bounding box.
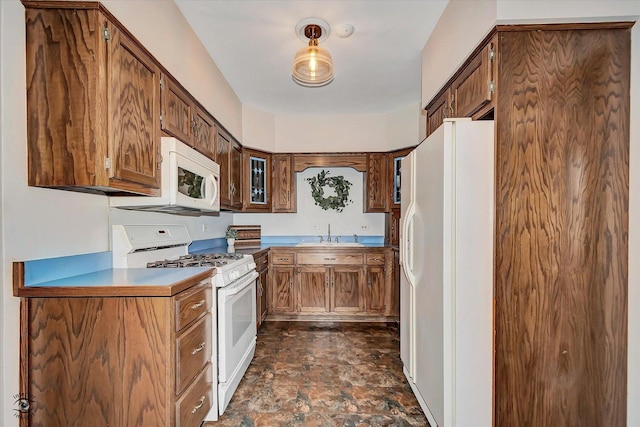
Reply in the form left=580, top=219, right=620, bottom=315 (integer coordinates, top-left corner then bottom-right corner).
left=112, top=224, right=258, bottom=421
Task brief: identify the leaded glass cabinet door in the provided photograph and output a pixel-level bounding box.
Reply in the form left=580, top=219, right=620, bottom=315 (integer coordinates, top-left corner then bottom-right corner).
left=243, top=148, right=271, bottom=211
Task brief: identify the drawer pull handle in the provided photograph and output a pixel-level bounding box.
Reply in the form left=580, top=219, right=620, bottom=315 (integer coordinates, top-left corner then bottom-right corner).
left=191, top=300, right=206, bottom=310
left=191, top=396, right=206, bottom=414
left=324, top=257, right=336, bottom=261
left=191, top=342, right=206, bottom=355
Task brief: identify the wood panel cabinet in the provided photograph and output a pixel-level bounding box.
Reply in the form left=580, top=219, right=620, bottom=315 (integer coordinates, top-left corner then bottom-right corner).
left=364, top=153, right=388, bottom=212
left=216, top=128, right=242, bottom=210
left=254, top=250, right=269, bottom=329
left=267, top=248, right=394, bottom=319
left=451, top=36, right=496, bottom=119
left=20, top=279, right=214, bottom=426
left=426, top=88, right=452, bottom=137
left=243, top=148, right=271, bottom=211
left=271, top=154, right=296, bottom=213
left=192, top=105, right=216, bottom=160
left=24, top=3, right=161, bottom=195
left=269, top=266, right=295, bottom=313
left=160, top=74, right=193, bottom=145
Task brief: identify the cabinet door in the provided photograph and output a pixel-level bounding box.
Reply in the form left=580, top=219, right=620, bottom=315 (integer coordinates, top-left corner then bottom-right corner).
left=388, top=147, right=413, bottom=208
left=365, top=266, right=386, bottom=313
left=270, top=267, right=295, bottom=313
left=216, top=130, right=232, bottom=207
left=452, top=36, right=496, bottom=118
left=331, top=266, right=363, bottom=313
left=386, top=208, right=401, bottom=246
left=426, top=88, right=451, bottom=137
left=365, top=153, right=388, bottom=212
left=107, top=22, right=160, bottom=189
left=272, top=154, right=295, bottom=213
left=160, top=75, right=193, bottom=144
left=230, top=140, right=243, bottom=209
left=192, top=105, right=216, bottom=160
left=257, top=268, right=268, bottom=328
left=244, top=148, right=271, bottom=211
left=297, top=267, right=330, bottom=312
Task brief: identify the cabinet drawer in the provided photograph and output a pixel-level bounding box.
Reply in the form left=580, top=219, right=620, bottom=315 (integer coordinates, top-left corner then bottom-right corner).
left=366, top=253, right=386, bottom=265
left=297, top=253, right=364, bottom=265
left=175, top=282, right=211, bottom=332
left=176, top=313, right=212, bottom=395
left=270, top=252, right=295, bottom=265
left=176, top=363, right=213, bottom=427
left=255, top=253, right=269, bottom=271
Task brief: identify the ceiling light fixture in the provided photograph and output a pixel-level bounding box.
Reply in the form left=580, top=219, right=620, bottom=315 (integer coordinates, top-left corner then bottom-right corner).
left=292, top=18, right=334, bottom=87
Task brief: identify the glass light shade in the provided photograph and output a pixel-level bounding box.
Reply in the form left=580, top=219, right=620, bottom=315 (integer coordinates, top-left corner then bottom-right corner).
left=291, top=44, right=335, bottom=87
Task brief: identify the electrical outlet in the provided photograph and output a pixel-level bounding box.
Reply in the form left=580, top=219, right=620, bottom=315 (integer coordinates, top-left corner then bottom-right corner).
left=361, top=225, right=368, bottom=229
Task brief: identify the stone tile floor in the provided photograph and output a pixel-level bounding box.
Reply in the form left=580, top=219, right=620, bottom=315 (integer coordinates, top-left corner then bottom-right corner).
left=204, top=321, right=429, bottom=427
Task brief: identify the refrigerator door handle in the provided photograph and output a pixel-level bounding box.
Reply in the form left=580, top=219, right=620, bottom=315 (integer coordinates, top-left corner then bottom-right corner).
left=401, top=202, right=417, bottom=288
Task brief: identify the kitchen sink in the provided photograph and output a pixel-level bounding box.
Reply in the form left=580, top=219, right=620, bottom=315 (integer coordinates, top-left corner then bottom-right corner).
left=296, top=242, right=364, bottom=247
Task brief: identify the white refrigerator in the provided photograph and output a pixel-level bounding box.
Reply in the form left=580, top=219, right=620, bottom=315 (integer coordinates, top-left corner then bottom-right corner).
left=400, top=118, right=494, bottom=427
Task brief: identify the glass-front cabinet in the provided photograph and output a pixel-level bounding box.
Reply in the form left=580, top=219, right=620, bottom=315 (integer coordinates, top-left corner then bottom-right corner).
left=388, top=147, right=414, bottom=208
left=243, top=148, right=271, bottom=211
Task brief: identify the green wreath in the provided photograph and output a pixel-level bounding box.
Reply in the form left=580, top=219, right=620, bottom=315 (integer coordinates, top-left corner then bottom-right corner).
left=306, top=170, right=353, bottom=212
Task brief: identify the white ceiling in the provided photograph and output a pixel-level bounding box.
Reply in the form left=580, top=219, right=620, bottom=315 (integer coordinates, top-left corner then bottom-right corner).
left=175, top=0, right=448, bottom=116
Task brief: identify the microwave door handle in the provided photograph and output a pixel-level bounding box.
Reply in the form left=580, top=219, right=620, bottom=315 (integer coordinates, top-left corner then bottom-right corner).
left=206, top=174, right=218, bottom=207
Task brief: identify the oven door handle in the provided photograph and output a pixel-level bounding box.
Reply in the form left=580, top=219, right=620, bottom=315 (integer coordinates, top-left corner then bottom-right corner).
left=220, top=271, right=258, bottom=297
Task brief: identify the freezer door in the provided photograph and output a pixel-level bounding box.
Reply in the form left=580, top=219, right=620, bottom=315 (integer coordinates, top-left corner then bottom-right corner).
left=400, top=150, right=416, bottom=376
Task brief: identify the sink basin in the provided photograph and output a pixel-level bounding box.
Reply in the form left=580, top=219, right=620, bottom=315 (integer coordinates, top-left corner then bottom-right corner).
left=296, top=242, right=364, bottom=247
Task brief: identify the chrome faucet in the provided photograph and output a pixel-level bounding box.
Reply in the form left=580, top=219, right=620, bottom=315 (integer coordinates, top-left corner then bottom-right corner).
left=327, top=224, right=332, bottom=243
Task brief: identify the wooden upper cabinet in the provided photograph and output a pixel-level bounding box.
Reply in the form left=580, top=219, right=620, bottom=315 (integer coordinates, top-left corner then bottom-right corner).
left=216, top=129, right=232, bottom=207
left=160, top=75, right=216, bottom=160
left=452, top=35, right=496, bottom=119
left=243, top=148, right=272, bottom=212
left=192, top=105, right=216, bottom=160
left=24, top=4, right=161, bottom=195
left=365, top=153, right=388, bottom=212
left=425, top=88, right=452, bottom=137
left=230, top=140, right=243, bottom=210
left=160, top=75, right=193, bottom=144
left=272, top=154, right=296, bottom=213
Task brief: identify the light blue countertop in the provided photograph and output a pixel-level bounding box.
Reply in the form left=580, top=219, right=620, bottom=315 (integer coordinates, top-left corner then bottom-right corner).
left=18, top=267, right=213, bottom=297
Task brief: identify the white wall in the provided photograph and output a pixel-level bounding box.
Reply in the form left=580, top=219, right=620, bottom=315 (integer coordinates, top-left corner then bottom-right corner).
left=385, top=103, right=423, bottom=148
left=234, top=167, right=385, bottom=237
left=242, top=105, right=277, bottom=152
left=421, top=0, right=497, bottom=107
left=421, top=0, right=640, bottom=423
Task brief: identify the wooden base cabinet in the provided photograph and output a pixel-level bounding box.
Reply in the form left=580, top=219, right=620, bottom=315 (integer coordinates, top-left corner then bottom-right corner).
left=254, top=250, right=269, bottom=329
left=19, top=281, right=214, bottom=427
left=267, top=248, right=394, bottom=320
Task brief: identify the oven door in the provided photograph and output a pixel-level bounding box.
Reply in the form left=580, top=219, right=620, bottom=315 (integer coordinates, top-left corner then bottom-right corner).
left=217, top=270, right=258, bottom=384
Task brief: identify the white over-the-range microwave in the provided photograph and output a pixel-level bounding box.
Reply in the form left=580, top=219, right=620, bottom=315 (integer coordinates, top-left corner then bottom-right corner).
left=110, top=137, right=220, bottom=215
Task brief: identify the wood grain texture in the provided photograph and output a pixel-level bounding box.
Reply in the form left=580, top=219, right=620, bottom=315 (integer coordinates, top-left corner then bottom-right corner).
left=160, top=74, right=193, bottom=144
left=365, top=153, right=388, bottom=212
left=271, top=154, right=295, bottom=212
left=243, top=148, right=272, bottom=212
left=293, top=153, right=367, bottom=172
left=108, top=22, right=160, bottom=189
left=216, top=129, right=232, bottom=206
left=25, top=7, right=101, bottom=188
left=365, top=267, right=385, bottom=314
left=332, top=266, right=362, bottom=313
left=495, top=28, right=629, bottom=426
left=24, top=297, right=171, bottom=426
left=426, top=89, right=451, bottom=137
left=230, top=140, right=243, bottom=209
left=192, top=105, right=216, bottom=160
left=452, top=37, right=494, bottom=118
left=297, top=267, right=330, bottom=312
left=270, top=266, right=295, bottom=313
left=175, top=313, right=211, bottom=395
